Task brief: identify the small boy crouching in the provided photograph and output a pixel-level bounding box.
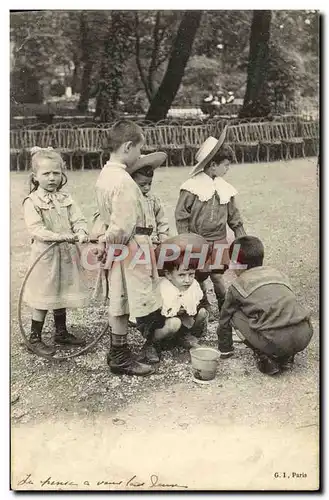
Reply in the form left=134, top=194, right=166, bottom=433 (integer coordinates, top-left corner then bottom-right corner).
left=217, top=235, right=314, bottom=375
left=137, top=233, right=210, bottom=362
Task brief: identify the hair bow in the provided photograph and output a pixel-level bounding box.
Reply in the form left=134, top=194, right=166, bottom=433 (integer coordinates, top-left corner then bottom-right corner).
left=30, top=146, right=54, bottom=156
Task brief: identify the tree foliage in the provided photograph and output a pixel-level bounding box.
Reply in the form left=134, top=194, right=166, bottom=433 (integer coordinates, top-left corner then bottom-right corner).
left=10, top=10, right=319, bottom=118
left=145, top=11, right=202, bottom=122
left=133, top=11, right=183, bottom=102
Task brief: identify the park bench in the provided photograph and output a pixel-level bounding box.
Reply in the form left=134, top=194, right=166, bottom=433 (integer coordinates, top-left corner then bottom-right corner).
left=301, top=120, right=319, bottom=156
left=227, top=124, right=259, bottom=163
left=275, top=121, right=304, bottom=160
left=73, top=127, right=104, bottom=170
left=47, top=127, right=76, bottom=170
left=10, top=119, right=316, bottom=171
left=11, top=126, right=54, bottom=170
left=254, top=122, right=284, bottom=162
left=10, top=129, right=22, bottom=171
left=142, top=125, right=184, bottom=165
left=181, top=125, right=210, bottom=165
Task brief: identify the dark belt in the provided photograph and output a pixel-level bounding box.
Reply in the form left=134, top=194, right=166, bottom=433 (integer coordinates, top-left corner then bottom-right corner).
left=135, top=226, right=153, bottom=236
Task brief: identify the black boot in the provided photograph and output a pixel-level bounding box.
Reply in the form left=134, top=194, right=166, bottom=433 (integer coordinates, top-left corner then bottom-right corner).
left=253, top=351, right=281, bottom=376
left=276, top=354, right=295, bottom=369
left=53, top=309, right=86, bottom=346
left=107, top=345, right=155, bottom=376
left=28, top=320, right=56, bottom=356
left=139, top=340, right=161, bottom=364
left=137, top=309, right=165, bottom=364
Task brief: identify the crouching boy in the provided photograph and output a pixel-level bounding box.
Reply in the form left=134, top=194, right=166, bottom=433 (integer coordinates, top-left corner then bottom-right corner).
left=217, top=235, right=314, bottom=375
left=137, top=233, right=209, bottom=362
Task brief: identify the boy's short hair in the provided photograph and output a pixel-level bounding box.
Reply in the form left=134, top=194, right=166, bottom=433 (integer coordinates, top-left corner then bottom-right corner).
left=132, top=166, right=154, bottom=179
left=210, top=143, right=234, bottom=164
left=162, top=254, right=200, bottom=273
left=229, top=235, right=264, bottom=269
left=104, top=120, right=143, bottom=152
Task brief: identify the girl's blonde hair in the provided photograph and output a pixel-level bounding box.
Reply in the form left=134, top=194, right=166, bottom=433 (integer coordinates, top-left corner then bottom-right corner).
left=29, top=147, right=67, bottom=193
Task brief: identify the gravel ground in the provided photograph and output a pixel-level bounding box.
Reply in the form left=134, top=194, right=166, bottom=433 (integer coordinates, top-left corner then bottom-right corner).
left=11, top=158, right=319, bottom=427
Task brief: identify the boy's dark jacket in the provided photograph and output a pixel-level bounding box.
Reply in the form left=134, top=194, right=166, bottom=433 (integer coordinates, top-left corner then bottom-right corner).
left=218, top=266, right=310, bottom=352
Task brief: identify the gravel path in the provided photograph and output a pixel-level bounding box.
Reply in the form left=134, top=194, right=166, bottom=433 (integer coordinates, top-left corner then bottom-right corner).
left=10, top=159, right=319, bottom=490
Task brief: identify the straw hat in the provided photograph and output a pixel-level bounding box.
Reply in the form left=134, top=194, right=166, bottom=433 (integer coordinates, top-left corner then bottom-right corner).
left=128, top=152, right=167, bottom=176
left=189, top=125, right=228, bottom=177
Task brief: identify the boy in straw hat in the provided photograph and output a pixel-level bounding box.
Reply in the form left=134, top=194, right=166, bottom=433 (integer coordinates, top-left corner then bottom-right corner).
left=128, top=152, right=170, bottom=247
left=175, top=126, right=246, bottom=327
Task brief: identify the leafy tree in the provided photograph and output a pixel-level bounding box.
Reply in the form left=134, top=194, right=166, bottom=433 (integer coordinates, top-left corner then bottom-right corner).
left=145, top=10, right=202, bottom=122
left=134, top=11, right=183, bottom=102
left=10, top=11, right=80, bottom=86
left=11, top=66, right=43, bottom=104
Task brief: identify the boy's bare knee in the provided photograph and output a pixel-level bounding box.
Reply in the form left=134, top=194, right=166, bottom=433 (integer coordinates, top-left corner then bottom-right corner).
left=166, top=317, right=182, bottom=333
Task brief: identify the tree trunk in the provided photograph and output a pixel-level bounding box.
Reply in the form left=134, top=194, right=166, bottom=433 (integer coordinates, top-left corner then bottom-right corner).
left=95, top=12, right=132, bottom=122
left=71, top=53, right=81, bottom=95
left=145, top=11, right=202, bottom=122
left=77, top=13, right=93, bottom=114
left=77, top=59, right=93, bottom=113
left=239, top=10, right=272, bottom=118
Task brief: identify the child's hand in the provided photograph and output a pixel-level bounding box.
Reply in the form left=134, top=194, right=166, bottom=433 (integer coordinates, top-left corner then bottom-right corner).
left=91, top=243, right=107, bottom=262
left=77, top=232, right=89, bottom=244
left=56, top=233, right=77, bottom=243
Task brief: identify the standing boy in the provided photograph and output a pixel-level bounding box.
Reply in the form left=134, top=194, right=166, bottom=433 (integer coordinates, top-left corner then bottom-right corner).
left=95, top=120, right=165, bottom=376
left=175, top=126, right=246, bottom=324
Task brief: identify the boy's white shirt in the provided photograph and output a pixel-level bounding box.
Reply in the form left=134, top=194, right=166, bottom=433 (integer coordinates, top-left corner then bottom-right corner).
left=180, top=172, right=238, bottom=204
left=159, top=277, right=203, bottom=318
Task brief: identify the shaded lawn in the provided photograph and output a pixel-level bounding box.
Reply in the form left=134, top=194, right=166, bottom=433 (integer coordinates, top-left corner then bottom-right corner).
left=11, top=158, right=319, bottom=316
left=10, top=158, right=319, bottom=423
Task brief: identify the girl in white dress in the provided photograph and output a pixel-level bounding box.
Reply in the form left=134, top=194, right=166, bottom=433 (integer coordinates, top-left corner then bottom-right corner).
left=23, top=147, right=89, bottom=355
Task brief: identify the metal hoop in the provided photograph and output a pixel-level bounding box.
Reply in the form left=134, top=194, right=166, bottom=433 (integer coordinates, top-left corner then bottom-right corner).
left=17, top=242, right=109, bottom=361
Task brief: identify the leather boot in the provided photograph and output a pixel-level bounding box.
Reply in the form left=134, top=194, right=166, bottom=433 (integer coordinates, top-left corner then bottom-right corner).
left=107, top=345, right=155, bottom=376
left=137, top=309, right=165, bottom=364
left=275, top=354, right=295, bottom=369
left=54, top=310, right=86, bottom=346
left=28, top=320, right=56, bottom=356
left=139, top=340, right=161, bottom=364
left=253, top=351, right=281, bottom=375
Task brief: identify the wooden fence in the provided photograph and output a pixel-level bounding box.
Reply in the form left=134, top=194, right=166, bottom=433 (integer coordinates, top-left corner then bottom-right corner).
left=10, top=120, right=319, bottom=171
